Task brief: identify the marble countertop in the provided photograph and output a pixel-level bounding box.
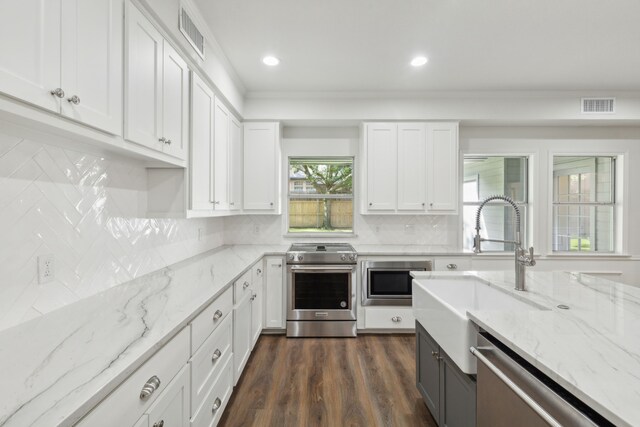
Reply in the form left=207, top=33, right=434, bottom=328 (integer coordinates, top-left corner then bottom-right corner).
left=0, top=244, right=288, bottom=427
left=412, top=270, right=640, bottom=427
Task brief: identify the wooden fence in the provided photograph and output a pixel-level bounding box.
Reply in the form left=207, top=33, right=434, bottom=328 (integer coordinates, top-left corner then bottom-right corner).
left=289, top=200, right=353, bottom=229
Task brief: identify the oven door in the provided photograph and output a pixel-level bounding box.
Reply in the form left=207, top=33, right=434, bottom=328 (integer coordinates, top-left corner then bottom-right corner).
left=287, top=265, right=356, bottom=321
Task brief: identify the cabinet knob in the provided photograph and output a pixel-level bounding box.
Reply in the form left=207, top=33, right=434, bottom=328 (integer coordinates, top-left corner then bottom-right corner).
left=50, top=88, right=65, bottom=98
left=257, top=268, right=262, bottom=274
left=140, top=375, right=161, bottom=400
left=158, top=137, right=166, bottom=143
left=431, top=350, right=443, bottom=361
left=270, top=202, right=274, bottom=206
left=213, top=309, right=223, bottom=321
left=214, top=201, right=220, bottom=205
left=165, top=139, right=172, bottom=145
left=243, top=281, right=250, bottom=289
left=422, top=202, right=425, bottom=206
left=391, top=316, right=402, bottom=323
left=369, top=202, right=373, bottom=206
left=153, top=421, right=164, bottom=427
left=430, top=202, right=433, bottom=207
left=446, top=264, right=457, bottom=270
left=67, top=95, right=80, bottom=105
left=230, top=202, right=235, bottom=206
left=212, top=349, right=222, bottom=362
left=212, top=397, right=222, bottom=412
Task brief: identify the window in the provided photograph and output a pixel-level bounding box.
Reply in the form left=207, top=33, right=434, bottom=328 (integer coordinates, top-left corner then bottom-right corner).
left=463, top=157, right=528, bottom=251
left=288, top=158, right=354, bottom=234
left=552, top=156, right=615, bottom=252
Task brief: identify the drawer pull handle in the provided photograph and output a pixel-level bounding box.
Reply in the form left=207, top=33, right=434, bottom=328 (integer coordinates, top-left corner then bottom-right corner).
left=213, top=310, right=223, bottom=321
left=243, top=281, right=250, bottom=289
left=153, top=421, right=164, bottom=427
left=391, top=316, right=402, bottom=323
left=140, top=375, right=161, bottom=400
left=446, top=263, right=457, bottom=270
left=212, top=349, right=222, bottom=362
left=212, top=397, right=222, bottom=412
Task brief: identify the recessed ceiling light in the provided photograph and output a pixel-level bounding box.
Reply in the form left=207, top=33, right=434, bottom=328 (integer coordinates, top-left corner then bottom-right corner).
left=262, top=56, right=280, bottom=66
left=411, top=56, right=429, bottom=67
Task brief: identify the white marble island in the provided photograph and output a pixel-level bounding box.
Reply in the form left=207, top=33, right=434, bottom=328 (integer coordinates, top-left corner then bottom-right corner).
left=0, top=244, right=287, bottom=427
left=412, top=270, right=640, bottom=427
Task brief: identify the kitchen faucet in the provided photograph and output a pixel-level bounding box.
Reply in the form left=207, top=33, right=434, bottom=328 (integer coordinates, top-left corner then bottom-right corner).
left=473, top=195, right=536, bottom=291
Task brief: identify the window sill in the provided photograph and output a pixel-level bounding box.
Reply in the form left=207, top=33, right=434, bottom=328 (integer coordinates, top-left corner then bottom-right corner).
left=284, top=233, right=357, bottom=239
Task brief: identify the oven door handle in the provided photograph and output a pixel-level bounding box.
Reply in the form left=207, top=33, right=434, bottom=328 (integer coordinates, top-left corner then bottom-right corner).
left=289, top=265, right=355, bottom=271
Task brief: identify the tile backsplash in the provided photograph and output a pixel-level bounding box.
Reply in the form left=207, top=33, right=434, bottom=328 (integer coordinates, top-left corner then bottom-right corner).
left=0, top=132, right=224, bottom=330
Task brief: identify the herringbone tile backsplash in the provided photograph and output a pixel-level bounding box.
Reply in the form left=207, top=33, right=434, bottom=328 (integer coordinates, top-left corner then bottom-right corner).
left=0, top=132, right=224, bottom=331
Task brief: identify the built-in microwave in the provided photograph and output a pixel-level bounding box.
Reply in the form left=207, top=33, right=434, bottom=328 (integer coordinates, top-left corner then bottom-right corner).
left=361, top=260, right=432, bottom=306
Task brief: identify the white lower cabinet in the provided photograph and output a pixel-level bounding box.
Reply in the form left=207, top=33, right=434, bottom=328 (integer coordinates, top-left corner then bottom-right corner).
left=233, top=292, right=252, bottom=385
left=190, top=356, right=234, bottom=427
left=76, top=327, right=190, bottom=427
left=147, top=364, right=190, bottom=427
left=264, top=257, right=285, bottom=329
left=364, top=307, right=415, bottom=330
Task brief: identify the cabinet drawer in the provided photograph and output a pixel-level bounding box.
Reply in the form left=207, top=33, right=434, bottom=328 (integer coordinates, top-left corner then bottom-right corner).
left=191, top=287, right=233, bottom=354
left=190, top=313, right=233, bottom=417
left=233, top=269, right=253, bottom=304
left=77, top=327, right=190, bottom=427
left=365, top=307, right=415, bottom=329
left=434, top=258, right=471, bottom=272
left=190, top=355, right=234, bottom=427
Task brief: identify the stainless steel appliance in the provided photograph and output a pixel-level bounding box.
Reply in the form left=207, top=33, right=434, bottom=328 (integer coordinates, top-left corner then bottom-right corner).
left=471, top=332, right=613, bottom=427
left=286, top=243, right=357, bottom=337
left=361, top=260, right=432, bottom=306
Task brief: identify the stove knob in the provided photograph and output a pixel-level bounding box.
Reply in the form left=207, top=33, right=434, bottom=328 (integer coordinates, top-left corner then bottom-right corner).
left=341, top=254, right=347, bottom=261
left=288, top=254, right=295, bottom=261
left=349, top=254, right=357, bottom=261
left=297, top=255, right=304, bottom=262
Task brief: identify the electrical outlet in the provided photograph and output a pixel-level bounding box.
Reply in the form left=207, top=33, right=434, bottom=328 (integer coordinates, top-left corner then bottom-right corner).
left=38, top=254, right=55, bottom=284
left=253, top=224, right=260, bottom=234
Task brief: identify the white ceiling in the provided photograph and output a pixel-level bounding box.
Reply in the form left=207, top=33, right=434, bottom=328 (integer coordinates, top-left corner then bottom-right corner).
left=193, top=0, right=640, bottom=94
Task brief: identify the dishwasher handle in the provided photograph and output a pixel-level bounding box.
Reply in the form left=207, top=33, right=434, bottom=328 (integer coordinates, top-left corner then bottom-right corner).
left=470, top=346, right=563, bottom=427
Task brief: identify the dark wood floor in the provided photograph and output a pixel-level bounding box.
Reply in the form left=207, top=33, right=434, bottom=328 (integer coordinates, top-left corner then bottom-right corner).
left=219, top=334, right=437, bottom=427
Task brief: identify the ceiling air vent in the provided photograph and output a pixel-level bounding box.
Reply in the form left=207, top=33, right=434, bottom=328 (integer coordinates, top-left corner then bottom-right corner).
left=179, top=8, right=205, bottom=59
left=581, top=97, right=615, bottom=114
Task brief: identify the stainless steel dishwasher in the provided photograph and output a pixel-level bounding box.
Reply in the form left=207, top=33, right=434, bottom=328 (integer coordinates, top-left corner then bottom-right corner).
left=471, top=333, right=614, bottom=427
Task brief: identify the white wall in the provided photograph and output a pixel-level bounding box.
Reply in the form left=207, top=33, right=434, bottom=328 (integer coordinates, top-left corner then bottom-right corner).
left=0, top=129, right=224, bottom=331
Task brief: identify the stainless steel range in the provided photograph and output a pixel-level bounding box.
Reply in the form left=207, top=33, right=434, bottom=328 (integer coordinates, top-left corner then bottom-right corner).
left=286, top=243, right=358, bottom=337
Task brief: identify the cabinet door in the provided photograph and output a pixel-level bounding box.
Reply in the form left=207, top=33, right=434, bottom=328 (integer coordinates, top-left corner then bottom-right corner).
left=229, top=115, right=243, bottom=210
left=233, top=295, right=251, bottom=384
left=397, top=123, right=427, bottom=211
left=243, top=122, right=279, bottom=211
left=125, top=2, right=162, bottom=151
left=366, top=123, right=397, bottom=211
left=250, top=282, right=263, bottom=348
left=147, top=365, right=190, bottom=427
left=416, top=322, right=440, bottom=422
left=190, top=72, right=214, bottom=211
left=441, top=353, right=476, bottom=427
left=161, top=41, right=189, bottom=160
left=213, top=97, right=230, bottom=210
left=426, top=122, right=459, bottom=213
left=60, top=0, right=123, bottom=135
left=0, top=0, right=61, bottom=112
left=264, top=257, right=284, bottom=328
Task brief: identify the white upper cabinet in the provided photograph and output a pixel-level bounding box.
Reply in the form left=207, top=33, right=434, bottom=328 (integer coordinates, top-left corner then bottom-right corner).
left=365, top=123, right=397, bottom=211
left=60, top=0, right=123, bottom=135
left=397, top=123, right=427, bottom=211
left=126, top=2, right=188, bottom=160
left=243, top=122, right=281, bottom=212
left=214, top=98, right=230, bottom=210
left=0, top=0, right=123, bottom=134
left=229, top=116, right=243, bottom=211
left=362, top=121, right=459, bottom=215
left=189, top=72, right=214, bottom=212
left=426, top=122, right=459, bottom=213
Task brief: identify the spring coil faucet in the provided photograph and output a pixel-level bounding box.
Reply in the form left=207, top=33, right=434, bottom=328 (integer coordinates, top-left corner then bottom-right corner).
left=473, top=195, right=535, bottom=291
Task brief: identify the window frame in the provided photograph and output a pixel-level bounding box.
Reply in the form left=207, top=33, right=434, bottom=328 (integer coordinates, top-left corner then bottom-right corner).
left=286, top=156, right=355, bottom=236
left=551, top=155, right=617, bottom=253
left=462, top=155, right=530, bottom=253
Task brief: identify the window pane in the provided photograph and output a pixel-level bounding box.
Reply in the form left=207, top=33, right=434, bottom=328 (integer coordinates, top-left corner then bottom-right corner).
left=552, top=205, right=614, bottom=252
left=553, top=157, right=614, bottom=203
left=289, top=159, right=353, bottom=195
left=463, top=205, right=526, bottom=251
left=463, top=157, right=527, bottom=202
left=288, top=198, right=353, bottom=233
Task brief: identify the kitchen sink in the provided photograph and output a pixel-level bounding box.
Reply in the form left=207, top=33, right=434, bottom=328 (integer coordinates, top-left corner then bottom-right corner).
left=412, top=275, right=546, bottom=374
